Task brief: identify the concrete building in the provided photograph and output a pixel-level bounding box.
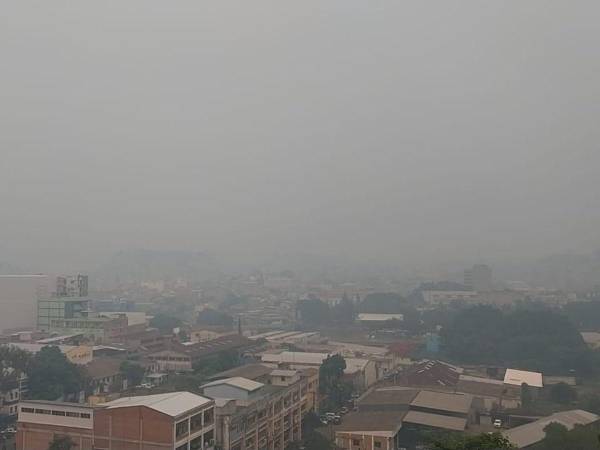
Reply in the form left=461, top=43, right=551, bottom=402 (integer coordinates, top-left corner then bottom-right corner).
left=0, top=275, right=48, bottom=332
left=503, top=409, right=599, bottom=449
left=148, top=335, right=254, bottom=372
left=94, top=392, right=215, bottom=450
left=464, top=264, right=492, bottom=292
left=260, top=351, right=330, bottom=369
left=422, top=290, right=479, bottom=306
left=335, top=412, right=404, bottom=450
left=56, top=274, right=89, bottom=298
left=202, top=374, right=307, bottom=450
left=37, top=297, right=128, bottom=343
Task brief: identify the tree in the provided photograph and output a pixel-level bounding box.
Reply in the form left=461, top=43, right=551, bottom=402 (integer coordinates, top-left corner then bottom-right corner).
left=359, top=293, right=407, bottom=314
left=549, top=382, right=577, bottom=404
left=149, top=313, right=182, bottom=333
left=47, top=434, right=76, bottom=450
left=535, top=422, right=600, bottom=450
left=297, top=299, right=331, bottom=327
left=431, top=432, right=515, bottom=449
left=28, top=346, right=86, bottom=401
left=196, top=308, right=233, bottom=327
left=319, top=355, right=351, bottom=409
left=332, top=293, right=355, bottom=324
left=440, top=306, right=592, bottom=375
left=120, top=361, right=145, bottom=386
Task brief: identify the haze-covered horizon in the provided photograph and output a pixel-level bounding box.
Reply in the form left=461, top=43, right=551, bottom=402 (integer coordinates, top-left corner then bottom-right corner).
left=2, top=1, right=600, bottom=272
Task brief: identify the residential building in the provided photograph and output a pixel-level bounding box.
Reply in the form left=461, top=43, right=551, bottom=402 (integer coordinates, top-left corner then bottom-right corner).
left=260, top=351, right=330, bottom=369
left=0, top=275, right=48, bottom=332
left=503, top=409, right=599, bottom=449
left=456, top=374, right=520, bottom=410
left=464, top=264, right=492, bottom=292
left=16, top=400, right=95, bottom=450
left=148, top=335, right=254, bottom=372
left=207, top=364, right=275, bottom=384
left=0, top=370, right=28, bottom=417
left=343, top=358, right=378, bottom=391
left=94, top=392, right=215, bottom=450
left=422, top=290, right=479, bottom=306
left=335, top=412, right=404, bottom=450
left=202, top=374, right=306, bottom=450
left=84, top=358, right=126, bottom=395
left=503, top=368, right=543, bottom=398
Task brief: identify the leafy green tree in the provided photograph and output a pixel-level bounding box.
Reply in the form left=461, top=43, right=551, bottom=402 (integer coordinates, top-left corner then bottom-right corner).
left=28, top=346, right=86, bottom=401
left=297, top=299, right=331, bottom=327
left=149, top=313, right=182, bottom=333
left=120, top=361, right=145, bottom=386
left=47, top=434, right=76, bottom=450
left=441, top=305, right=592, bottom=374
left=359, top=292, right=407, bottom=314
left=196, top=308, right=233, bottom=327
left=431, top=432, right=515, bottom=449
left=549, top=382, right=577, bottom=404
left=534, top=422, right=600, bottom=450
left=332, top=293, right=355, bottom=324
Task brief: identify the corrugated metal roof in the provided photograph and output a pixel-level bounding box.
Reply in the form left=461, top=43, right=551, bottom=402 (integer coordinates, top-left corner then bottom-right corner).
left=504, top=368, right=543, bottom=388
left=270, top=369, right=297, bottom=377
left=101, top=392, right=212, bottom=417
left=403, top=410, right=467, bottom=431
left=202, top=377, right=264, bottom=392
left=410, top=390, right=473, bottom=414
left=503, top=409, right=599, bottom=448
left=261, top=351, right=330, bottom=365
left=358, top=313, right=404, bottom=321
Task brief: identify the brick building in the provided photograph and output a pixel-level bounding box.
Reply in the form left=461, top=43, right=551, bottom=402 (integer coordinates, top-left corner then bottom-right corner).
left=16, top=392, right=215, bottom=450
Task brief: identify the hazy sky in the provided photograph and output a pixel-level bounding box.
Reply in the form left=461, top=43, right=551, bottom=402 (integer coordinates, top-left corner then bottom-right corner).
left=1, top=1, right=599, bottom=271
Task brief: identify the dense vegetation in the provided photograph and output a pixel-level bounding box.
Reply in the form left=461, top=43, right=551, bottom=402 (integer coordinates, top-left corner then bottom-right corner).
left=319, top=354, right=352, bottom=410
left=531, top=423, right=600, bottom=450
left=149, top=313, right=182, bottom=333
left=430, top=432, right=515, bottom=449
left=441, top=305, right=592, bottom=374
left=563, top=300, right=600, bottom=331
left=196, top=308, right=234, bottom=327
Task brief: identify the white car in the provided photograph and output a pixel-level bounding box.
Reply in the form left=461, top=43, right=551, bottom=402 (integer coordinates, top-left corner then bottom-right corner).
left=493, top=419, right=502, bottom=428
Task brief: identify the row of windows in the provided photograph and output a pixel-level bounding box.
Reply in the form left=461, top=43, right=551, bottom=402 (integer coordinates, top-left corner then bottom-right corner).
left=21, top=407, right=91, bottom=419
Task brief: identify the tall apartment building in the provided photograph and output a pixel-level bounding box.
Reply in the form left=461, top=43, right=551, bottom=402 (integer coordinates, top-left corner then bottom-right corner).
left=0, top=275, right=48, bottom=332
left=464, top=264, right=492, bottom=292
left=16, top=392, right=215, bottom=450
left=202, top=371, right=310, bottom=450
left=56, top=274, right=89, bottom=297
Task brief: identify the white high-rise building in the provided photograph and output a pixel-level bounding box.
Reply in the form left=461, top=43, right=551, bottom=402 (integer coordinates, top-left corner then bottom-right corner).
left=0, top=275, right=48, bottom=332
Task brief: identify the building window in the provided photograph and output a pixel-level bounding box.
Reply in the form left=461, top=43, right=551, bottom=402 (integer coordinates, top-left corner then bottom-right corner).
left=204, top=429, right=214, bottom=443
left=66, top=412, right=80, bottom=418
left=34, top=409, right=51, bottom=415
left=52, top=410, right=66, bottom=416
left=203, top=408, right=214, bottom=425
left=190, top=435, right=203, bottom=450
left=176, top=420, right=189, bottom=439
left=353, top=439, right=360, bottom=446
left=374, top=441, right=382, bottom=448
left=21, top=407, right=34, bottom=413
left=191, top=412, right=203, bottom=432
left=81, top=413, right=91, bottom=419
left=176, top=445, right=188, bottom=450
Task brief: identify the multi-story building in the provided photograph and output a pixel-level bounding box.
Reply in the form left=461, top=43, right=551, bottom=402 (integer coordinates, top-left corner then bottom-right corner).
left=94, top=392, right=215, bottom=450
left=464, top=264, right=492, bottom=292
left=16, top=392, right=215, bottom=450
left=0, top=274, right=48, bottom=332
left=0, top=371, right=28, bottom=417
left=148, top=335, right=254, bottom=372
left=16, top=400, right=95, bottom=450
left=37, top=297, right=127, bottom=343
left=202, top=372, right=308, bottom=450
left=56, top=274, right=89, bottom=298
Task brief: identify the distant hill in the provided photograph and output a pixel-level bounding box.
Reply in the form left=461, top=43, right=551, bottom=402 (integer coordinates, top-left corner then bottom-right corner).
left=94, top=249, right=221, bottom=288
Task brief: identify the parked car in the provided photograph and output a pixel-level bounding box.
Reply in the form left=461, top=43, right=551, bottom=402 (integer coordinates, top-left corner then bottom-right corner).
left=493, top=419, right=502, bottom=428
